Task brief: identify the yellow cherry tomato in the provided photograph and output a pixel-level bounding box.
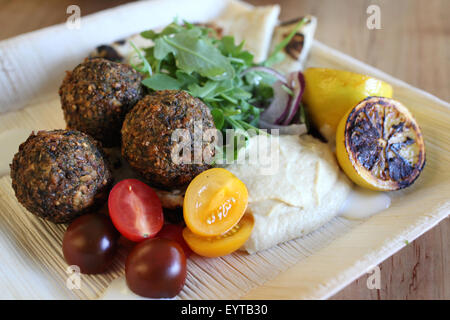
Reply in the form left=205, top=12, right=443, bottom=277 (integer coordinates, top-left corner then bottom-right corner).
left=182, top=214, right=254, bottom=258
left=302, top=68, right=393, bottom=140
left=183, top=168, right=248, bottom=237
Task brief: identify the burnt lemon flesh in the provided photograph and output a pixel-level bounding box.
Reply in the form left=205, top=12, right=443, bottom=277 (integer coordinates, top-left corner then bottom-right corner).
left=336, top=96, right=425, bottom=191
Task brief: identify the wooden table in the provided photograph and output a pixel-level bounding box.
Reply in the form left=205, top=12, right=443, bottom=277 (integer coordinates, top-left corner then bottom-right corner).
left=0, top=0, right=448, bottom=300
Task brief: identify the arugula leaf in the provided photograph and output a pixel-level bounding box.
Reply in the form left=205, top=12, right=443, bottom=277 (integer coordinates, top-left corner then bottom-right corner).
left=174, top=70, right=198, bottom=87
left=141, top=22, right=183, bottom=40
left=140, top=30, right=158, bottom=40
left=187, top=81, right=219, bottom=98
left=211, top=108, right=225, bottom=130
left=244, top=70, right=278, bottom=87
left=154, top=29, right=234, bottom=81
left=130, top=41, right=152, bottom=76
left=141, top=74, right=181, bottom=90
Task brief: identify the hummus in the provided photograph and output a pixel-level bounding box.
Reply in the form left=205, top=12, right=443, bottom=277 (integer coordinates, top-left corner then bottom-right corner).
left=225, top=134, right=352, bottom=253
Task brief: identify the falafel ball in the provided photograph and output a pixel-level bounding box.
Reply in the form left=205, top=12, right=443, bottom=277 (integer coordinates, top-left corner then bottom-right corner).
left=121, top=90, right=216, bottom=189
left=59, top=58, right=144, bottom=147
left=10, top=130, right=113, bottom=224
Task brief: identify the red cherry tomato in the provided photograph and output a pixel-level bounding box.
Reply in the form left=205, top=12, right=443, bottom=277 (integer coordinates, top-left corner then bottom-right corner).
left=125, top=238, right=187, bottom=298
left=157, top=224, right=193, bottom=257
left=108, top=179, right=164, bottom=242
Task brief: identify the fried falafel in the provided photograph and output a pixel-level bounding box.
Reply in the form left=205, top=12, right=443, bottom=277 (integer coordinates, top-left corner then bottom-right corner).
left=59, top=58, right=144, bottom=147
left=121, top=90, right=216, bottom=189
left=10, top=130, right=113, bottom=223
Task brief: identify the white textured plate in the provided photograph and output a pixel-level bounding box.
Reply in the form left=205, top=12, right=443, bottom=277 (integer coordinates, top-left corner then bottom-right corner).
left=0, top=0, right=448, bottom=299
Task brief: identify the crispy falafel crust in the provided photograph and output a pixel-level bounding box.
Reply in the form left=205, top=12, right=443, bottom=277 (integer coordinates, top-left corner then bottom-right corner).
left=121, top=90, right=216, bottom=189
left=10, top=130, right=113, bottom=224
left=59, top=58, right=144, bottom=147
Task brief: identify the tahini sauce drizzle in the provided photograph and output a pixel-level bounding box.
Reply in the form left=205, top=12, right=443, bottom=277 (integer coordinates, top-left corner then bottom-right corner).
left=339, top=186, right=391, bottom=220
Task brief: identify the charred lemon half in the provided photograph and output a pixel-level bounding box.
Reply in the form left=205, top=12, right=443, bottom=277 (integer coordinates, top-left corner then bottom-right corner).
left=336, top=96, right=425, bottom=191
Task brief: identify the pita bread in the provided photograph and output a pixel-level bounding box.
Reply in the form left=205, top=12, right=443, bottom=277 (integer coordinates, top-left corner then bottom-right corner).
left=213, top=0, right=280, bottom=63
left=269, top=15, right=317, bottom=74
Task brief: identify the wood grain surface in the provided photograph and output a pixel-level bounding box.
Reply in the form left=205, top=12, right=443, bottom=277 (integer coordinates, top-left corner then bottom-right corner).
left=0, top=0, right=448, bottom=300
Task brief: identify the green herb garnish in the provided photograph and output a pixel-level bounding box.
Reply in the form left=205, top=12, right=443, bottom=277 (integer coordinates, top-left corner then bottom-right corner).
left=131, top=19, right=307, bottom=160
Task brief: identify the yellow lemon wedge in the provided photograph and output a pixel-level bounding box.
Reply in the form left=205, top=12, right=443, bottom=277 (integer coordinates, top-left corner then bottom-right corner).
left=336, top=96, right=425, bottom=191
left=302, top=68, right=393, bottom=141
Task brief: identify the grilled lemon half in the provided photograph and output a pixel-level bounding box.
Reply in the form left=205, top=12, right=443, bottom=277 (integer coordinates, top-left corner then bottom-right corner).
left=336, top=96, right=425, bottom=191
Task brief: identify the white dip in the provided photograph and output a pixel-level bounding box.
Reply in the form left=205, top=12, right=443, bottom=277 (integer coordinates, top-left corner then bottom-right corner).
left=225, top=134, right=352, bottom=253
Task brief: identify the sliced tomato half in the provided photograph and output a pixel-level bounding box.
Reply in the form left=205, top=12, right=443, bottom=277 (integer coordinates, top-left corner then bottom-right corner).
left=182, top=214, right=254, bottom=258
left=108, top=179, right=164, bottom=242
left=183, top=168, right=249, bottom=237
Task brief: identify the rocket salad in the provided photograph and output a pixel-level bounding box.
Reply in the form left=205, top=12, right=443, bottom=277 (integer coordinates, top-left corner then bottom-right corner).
left=131, top=18, right=309, bottom=159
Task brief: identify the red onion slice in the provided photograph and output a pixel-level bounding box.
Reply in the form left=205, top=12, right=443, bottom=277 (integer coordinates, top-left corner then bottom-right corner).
left=281, top=71, right=306, bottom=125
left=241, top=66, right=288, bottom=84
left=253, top=69, right=307, bottom=134
left=260, top=81, right=291, bottom=124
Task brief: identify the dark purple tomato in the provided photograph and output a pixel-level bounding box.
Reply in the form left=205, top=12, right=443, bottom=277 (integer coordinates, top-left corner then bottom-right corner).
left=125, top=238, right=187, bottom=298
left=63, top=214, right=119, bottom=274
